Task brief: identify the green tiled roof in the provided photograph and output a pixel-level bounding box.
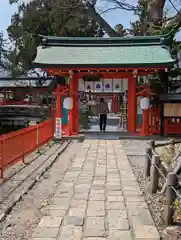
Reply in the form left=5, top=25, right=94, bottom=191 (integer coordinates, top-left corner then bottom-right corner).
left=33, top=34, right=175, bottom=68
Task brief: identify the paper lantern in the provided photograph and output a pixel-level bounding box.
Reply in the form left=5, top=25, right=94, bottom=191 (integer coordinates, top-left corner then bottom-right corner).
left=140, top=97, right=150, bottom=110
left=63, top=97, right=73, bottom=110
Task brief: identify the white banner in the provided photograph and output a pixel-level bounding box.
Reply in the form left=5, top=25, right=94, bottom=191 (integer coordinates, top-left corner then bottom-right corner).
left=122, top=79, right=128, bottom=91
left=94, top=81, right=103, bottom=92
left=85, top=81, right=94, bottom=92
left=54, top=117, right=62, bottom=139
left=113, top=79, right=121, bottom=92
left=103, top=79, right=113, bottom=92
left=78, top=78, right=85, bottom=91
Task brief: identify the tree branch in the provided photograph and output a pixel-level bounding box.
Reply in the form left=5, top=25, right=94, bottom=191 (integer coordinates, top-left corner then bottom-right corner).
left=99, top=7, right=121, bottom=15
left=169, top=9, right=181, bottom=30
left=106, top=0, right=137, bottom=11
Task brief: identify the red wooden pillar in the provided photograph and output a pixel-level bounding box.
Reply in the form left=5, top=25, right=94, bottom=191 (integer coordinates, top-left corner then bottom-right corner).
left=3, top=90, right=7, bottom=105
left=112, top=95, right=114, bottom=113
left=56, top=85, right=62, bottom=117
left=140, top=109, right=149, bottom=136
left=68, top=74, right=79, bottom=135
left=68, top=76, right=73, bottom=136
left=127, top=76, right=137, bottom=133
left=72, top=74, right=79, bottom=134
left=54, top=84, right=62, bottom=138
left=115, top=95, right=119, bottom=113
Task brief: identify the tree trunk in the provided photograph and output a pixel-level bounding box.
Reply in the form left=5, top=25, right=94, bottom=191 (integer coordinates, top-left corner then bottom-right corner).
left=84, top=1, right=121, bottom=37
left=146, top=0, right=166, bottom=35
left=147, top=0, right=165, bottom=22
left=147, top=0, right=181, bottom=34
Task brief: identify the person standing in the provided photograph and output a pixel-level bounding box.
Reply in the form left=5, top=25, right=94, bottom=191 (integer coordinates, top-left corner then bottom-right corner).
left=97, top=97, right=109, bottom=132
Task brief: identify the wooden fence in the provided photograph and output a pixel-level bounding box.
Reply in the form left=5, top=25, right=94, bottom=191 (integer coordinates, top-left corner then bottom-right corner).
left=145, top=140, right=181, bottom=226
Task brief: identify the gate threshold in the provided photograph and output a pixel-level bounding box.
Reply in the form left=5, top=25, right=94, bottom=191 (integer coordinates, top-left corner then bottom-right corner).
left=81, top=131, right=167, bottom=140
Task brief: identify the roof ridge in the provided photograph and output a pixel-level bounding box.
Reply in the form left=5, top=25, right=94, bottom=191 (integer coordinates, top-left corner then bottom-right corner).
left=39, top=33, right=170, bottom=40
left=39, top=33, right=172, bottom=47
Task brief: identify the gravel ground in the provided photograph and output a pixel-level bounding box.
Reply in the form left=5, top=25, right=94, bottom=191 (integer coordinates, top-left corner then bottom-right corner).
left=0, top=140, right=79, bottom=240
left=120, top=140, right=167, bottom=237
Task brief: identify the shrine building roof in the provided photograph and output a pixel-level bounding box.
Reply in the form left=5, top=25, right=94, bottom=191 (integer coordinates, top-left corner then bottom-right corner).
left=33, top=33, right=175, bottom=69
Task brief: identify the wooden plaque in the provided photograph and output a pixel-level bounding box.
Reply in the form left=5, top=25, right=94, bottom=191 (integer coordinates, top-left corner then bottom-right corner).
left=164, top=103, right=181, bottom=117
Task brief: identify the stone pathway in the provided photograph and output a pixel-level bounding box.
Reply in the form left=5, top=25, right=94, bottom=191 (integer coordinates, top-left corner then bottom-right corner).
left=31, top=139, right=160, bottom=240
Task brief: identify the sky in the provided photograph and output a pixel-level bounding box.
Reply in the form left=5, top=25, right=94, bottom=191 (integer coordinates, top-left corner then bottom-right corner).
left=0, top=0, right=181, bottom=40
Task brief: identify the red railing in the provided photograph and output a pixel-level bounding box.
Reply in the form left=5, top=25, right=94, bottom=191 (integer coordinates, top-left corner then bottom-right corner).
left=148, top=106, right=160, bottom=135
left=0, top=100, right=30, bottom=105
left=0, top=119, right=54, bottom=178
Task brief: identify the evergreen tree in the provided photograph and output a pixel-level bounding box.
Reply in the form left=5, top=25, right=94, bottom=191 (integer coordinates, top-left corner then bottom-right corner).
left=0, top=32, right=8, bottom=69
left=7, top=0, right=103, bottom=75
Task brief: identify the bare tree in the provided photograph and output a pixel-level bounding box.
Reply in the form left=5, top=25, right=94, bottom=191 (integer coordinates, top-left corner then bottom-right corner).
left=10, top=0, right=181, bottom=37
left=84, top=0, right=137, bottom=36
left=84, top=0, right=181, bottom=36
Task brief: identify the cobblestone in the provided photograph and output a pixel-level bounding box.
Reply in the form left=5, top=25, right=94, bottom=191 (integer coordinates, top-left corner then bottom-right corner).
left=32, top=227, right=59, bottom=238
left=83, top=238, right=106, bottom=240
left=38, top=216, right=63, bottom=228
left=106, top=201, right=125, bottom=210
left=87, top=201, right=105, bottom=216
left=108, top=230, right=132, bottom=240
left=64, top=216, right=84, bottom=226
left=30, top=139, right=160, bottom=240
left=84, top=217, right=106, bottom=237
left=58, top=226, right=82, bottom=240
left=107, top=210, right=129, bottom=230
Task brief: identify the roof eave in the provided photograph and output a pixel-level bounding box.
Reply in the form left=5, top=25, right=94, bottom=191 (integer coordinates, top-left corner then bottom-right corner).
left=33, top=62, right=175, bottom=69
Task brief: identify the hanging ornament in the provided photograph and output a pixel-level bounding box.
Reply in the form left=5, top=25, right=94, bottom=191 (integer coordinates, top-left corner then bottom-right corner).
left=69, top=70, right=73, bottom=77
left=132, top=69, right=138, bottom=78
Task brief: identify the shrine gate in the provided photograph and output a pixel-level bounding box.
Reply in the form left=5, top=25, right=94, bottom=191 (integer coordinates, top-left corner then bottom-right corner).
left=33, top=34, right=175, bottom=137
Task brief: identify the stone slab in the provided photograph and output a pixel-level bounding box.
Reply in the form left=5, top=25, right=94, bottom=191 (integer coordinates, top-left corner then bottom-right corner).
left=64, top=216, right=84, bottom=226
left=30, top=139, right=160, bottom=240
left=58, top=226, right=82, bottom=240
left=87, top=201, right=105, bottom=216
left=32, top=227, right=59, bottom=238
left=38, top=216, right=63, bottom=228
left=133, top=224, right=160, bottom=239
left=107, top=210, right=129, bottom=230
left=84, top=217, right=106, bottom=237
left=108, top=230, right=133, bottom=240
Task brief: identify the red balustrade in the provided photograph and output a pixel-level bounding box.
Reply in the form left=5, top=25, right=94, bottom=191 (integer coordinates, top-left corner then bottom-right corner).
left=148, top=107, right=160, bottom=135
left=164, top=118, right=181, bottom=135
left=0, top=119, right=54, bottom=178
